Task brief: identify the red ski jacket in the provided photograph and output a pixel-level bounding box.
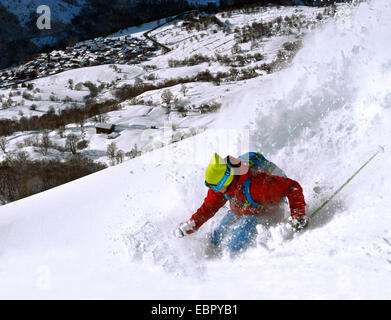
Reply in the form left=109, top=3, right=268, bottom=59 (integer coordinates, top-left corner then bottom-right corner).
left=190, top=159, right=306, bottom=231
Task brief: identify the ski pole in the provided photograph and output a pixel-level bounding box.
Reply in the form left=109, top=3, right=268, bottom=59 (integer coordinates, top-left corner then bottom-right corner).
left=310, top=146, right=385, bottom=219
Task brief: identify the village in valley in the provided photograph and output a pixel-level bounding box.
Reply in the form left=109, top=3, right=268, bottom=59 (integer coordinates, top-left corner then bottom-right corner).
left=0, top=36, right=158, bottom=87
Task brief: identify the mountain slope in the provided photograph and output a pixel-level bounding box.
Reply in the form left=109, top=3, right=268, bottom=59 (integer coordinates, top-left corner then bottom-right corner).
left=1, top=0, right=391, bottom=299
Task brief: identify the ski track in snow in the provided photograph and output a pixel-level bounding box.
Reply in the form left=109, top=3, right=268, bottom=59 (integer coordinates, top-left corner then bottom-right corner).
left=1, top=0, right=391, bottom=299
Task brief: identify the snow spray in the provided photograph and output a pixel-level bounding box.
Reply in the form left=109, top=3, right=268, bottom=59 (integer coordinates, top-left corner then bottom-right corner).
left=310, top=146, right=385, bottom=219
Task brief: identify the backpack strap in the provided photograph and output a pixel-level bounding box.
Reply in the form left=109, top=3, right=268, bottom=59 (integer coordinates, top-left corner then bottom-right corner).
left=241, top=176, right=264, bottom=209
left=221, top=176, right=261, bottom=208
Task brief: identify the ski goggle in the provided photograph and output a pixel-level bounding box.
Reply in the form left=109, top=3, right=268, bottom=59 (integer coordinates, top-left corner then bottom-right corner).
left=204, top=164, right=232, bottom=192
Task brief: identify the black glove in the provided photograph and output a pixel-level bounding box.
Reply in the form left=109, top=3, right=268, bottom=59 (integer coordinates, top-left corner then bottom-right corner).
left=289, top=216, right=309, bottom=232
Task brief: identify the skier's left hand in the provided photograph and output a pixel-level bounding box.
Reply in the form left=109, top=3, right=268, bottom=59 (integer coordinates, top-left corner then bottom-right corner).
left=174, top=220, right=196, bottom=238
left=289, top=216, right=309, bottom=232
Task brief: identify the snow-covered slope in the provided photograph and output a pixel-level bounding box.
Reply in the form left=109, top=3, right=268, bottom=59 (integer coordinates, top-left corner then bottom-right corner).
left=1, top=0, right=391, bottom=299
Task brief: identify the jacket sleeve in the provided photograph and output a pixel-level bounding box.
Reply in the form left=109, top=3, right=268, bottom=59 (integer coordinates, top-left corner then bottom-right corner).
left=254, top=173, right=306, bottom=219
left=189, top=189, right=228, bottom=230
left=284, top=179, right=306, bottom=218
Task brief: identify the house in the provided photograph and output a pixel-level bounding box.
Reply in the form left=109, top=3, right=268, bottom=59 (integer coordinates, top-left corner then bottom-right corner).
left=95, top=123, right=115, bottom=134
left=89, top=44, right=99, bottom=52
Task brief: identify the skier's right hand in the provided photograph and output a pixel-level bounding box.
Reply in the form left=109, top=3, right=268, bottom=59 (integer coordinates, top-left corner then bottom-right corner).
left=174, top=220, right=196, bottom=238
left=289, top=216, right=309, bottom=232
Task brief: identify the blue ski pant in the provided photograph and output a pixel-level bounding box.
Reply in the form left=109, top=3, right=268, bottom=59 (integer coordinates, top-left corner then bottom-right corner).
left=209, top=211, right=260, bottom=253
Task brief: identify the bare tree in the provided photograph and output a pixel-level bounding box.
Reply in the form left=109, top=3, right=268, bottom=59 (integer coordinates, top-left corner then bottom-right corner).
left=79, top=119, right=86, bottom=138
left=68, top=79, right=74, bottom=90
left=107, top=142, right=117, bottom=164
left=180, top=84, right=188, bottom=97
left=126, top=144, right=141, bottom=159
left=77, top=139, right=89, bottom=151
left=134, top=77, right=144, bottom=91
left=40, top=131, right=51, bottom=155
left=57, top=125, right=66, bottom=138
left=15, top=151, right=30, bottom=164
left=231, top=43, right=241, bottom=54
left=66, top=134, right=79, bottom=155
left=115, top=150, right=124, bottom=164
left=83, top=81, right=99, bottom=99
left=0, top=137, right=8, bottom=154
left=93, top=113, right=109, bottom=123
left=75, top=82, right=84, bottom=91
left=161, top=89, right=174, bottom=108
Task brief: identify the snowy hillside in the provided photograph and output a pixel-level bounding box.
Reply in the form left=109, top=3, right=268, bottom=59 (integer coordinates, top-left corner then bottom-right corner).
left=0, top=5, right=329, bottom=171
left=1, top=0, right=391, bottom=299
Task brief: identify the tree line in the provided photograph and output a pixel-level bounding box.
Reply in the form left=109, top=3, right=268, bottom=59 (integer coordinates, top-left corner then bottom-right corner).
left=0, top=153, right=107, bottom=204
left=0, top=98, right=120, bottom=136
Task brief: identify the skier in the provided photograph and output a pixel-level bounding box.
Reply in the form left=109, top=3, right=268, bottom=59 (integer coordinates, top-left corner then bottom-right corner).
left=174, top=152, right=308, bottom=254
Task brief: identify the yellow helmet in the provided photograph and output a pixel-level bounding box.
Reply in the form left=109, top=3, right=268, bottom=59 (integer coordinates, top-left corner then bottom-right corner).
left=205, top=153, right=233, bottom=191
